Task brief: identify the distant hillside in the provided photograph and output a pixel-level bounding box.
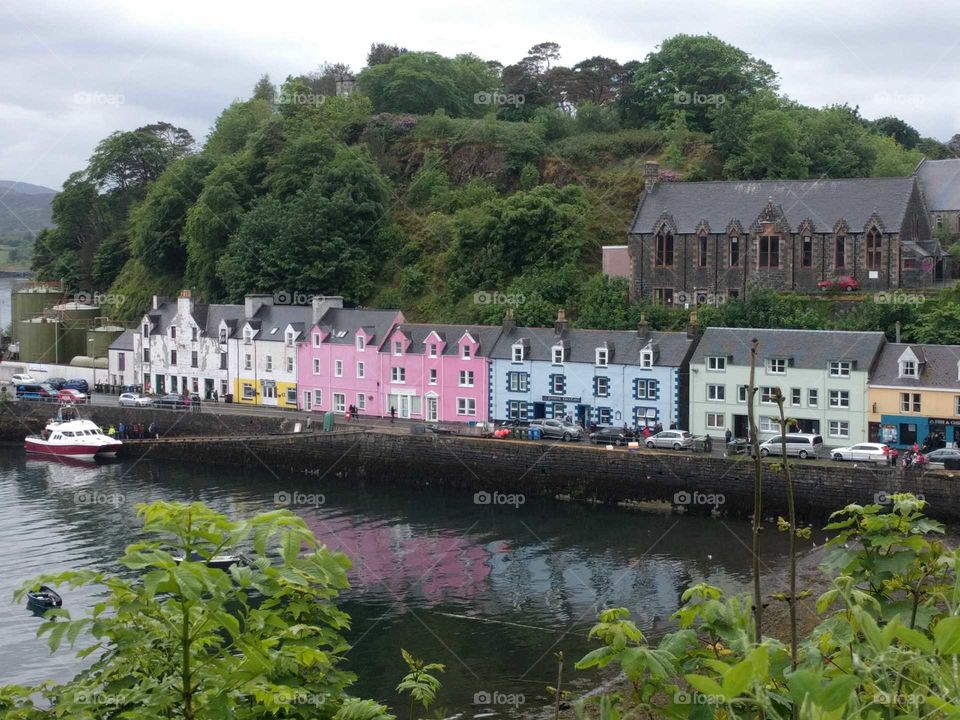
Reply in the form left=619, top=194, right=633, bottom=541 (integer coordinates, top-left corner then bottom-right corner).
left=0, top=181, right=56, bottom=234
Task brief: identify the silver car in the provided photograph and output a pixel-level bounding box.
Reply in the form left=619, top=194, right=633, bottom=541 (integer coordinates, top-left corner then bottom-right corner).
left=119, top=392, right=153, bottom=407
left=645, top=430, right=694, bottom=450
left=529, top=418, right=582, bottom=441
left=925, top=447, right=960, bottom=468
left=831, top=442, right=889, bottom=463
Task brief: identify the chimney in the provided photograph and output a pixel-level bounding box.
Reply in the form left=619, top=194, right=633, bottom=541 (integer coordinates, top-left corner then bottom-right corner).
left=686, top=310, right=700, bottom=339
left=244, top=293, right=273, bottom=318
left=637, top=312, right=650, bottom=341
left=502, top=308, right=516, bottom=333
left=177, top=289, right=193, bottom=317
left=554, top=308, right=568, bottom=335
left=152, top=295, right=161, bottom=311
left=312, top=295, right=344, bottom=325
left=644, top=161, right=660, bottom=192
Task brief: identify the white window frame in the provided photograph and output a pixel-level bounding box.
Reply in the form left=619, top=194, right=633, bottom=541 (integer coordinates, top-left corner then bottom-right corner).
left=596, top=376, right=610, bottom=397
left=333, top=393, right=346, bottom=413
left=900, top=360, right=917, bottom=378
left=312, top=358, right=320, bottom=375
left=356, top=335, right=365, bottom=351
left=334, top=360, right=343, bottom=377
left=759, top=416, right=778, bottom=433
left=512, top=344, right=525, bottom=363
left=393, top=340, right=403, bottom=356
left=791, top=388, right=802, bottom=406
left=808, top=389, right=819, bottom=407
left=457, top=397, right=477, bottom=416
left=737, top=385, right=748, bottom=403
left=459, top=370, right=474, bottom=387
left=313, top=389, right=322, bottom=406
left=552, top=346, right=564, bottom=365
left=828, top=420, right=849, bottom=439
left=242, top=383, right=256, bottom=399
left=429, top=368, right=438, bottom=385
left=767, top=358, right=786, bottom=374
left=760, top=387, right=776, bottom=404
left=356, top=361, right=365, bottom=379
left=462, top=345, right=471, bottom=359
left=596, top=348, right=609, bottom=367
left=392, top=367, right=406, bottom=383
left=640, top=350, right=653, bottom=369
left=707, top=356, right=726, bottom=371
left=829, top=361, right=851, bottom=378
left=706, top=413, right=725, bottom=430
left=312, top=333, right=321, bottom=348
left=356, top=393, right=366, bottom=410
left=244, top=354, right=252, bottom=371
left=829, top=389, right=850, bottom=409
left=707, top=384, right=725, bottom=401
left=428, top=343, right=438, bottom=358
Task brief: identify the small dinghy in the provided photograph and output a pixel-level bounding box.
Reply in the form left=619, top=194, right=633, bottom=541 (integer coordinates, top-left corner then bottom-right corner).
left=26, top=585, right=62, bottom=610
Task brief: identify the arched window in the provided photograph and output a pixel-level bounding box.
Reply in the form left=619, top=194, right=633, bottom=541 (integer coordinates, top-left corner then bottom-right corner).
left=866, top=227, right=882, bottom=270
left=834, top=235, right=846, bottom=269
left=698, top=232, right=708, bottom=268
left=655, top=228, right=674, bottom=266
left=728, top=234, right=740, bottom=267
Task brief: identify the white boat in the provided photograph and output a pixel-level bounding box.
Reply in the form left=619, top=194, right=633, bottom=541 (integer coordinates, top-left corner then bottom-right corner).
left=24, top=404, right=122, bottom=461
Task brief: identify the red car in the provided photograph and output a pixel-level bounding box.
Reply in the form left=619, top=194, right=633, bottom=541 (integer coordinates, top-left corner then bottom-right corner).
left=57, top=388, right=89, bottom=404
left=817, top=275, right=859, bottom=292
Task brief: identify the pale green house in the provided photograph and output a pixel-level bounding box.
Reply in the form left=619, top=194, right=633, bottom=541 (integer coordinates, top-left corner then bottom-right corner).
left=688, top=328, right=886, bottom=445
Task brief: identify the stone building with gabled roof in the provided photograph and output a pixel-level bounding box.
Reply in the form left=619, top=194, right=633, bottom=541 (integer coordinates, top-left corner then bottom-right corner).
left=916, top=158, right=960, bottom=242
left=622, top=162, right=943, bottom=304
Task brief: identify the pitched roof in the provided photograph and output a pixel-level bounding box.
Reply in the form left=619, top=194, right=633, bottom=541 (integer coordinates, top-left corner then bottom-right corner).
left=313, top=308, right=401, bottom=345
left=490, top=326, right=694, bottom=367
left=392, top=323, right=503, bottom=356
left=916, top=159, right=960, bottom=212
left=630, top=177, right=917, bottom=235
left=869, top=342, right=960, bottom=389
left=109, top=329, right=134, bottom=352
left=246, top=304, right=313, bottom=342
left=206, top=304, right=245, bottom=337
left=690, top=327, right=886, bottom=369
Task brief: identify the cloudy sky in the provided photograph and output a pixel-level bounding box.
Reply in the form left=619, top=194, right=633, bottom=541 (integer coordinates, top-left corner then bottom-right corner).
left=2, top=0, right=958, bottom=190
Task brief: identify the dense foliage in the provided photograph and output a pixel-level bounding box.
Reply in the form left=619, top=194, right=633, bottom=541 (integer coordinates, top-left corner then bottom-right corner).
left=30, top=36, right=957, bottom=328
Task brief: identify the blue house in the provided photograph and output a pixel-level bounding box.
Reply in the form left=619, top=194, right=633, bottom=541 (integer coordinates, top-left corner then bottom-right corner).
left=489, top=311, right=698, bottom=428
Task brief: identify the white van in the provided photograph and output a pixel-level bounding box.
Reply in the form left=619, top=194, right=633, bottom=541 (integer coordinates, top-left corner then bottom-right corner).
left=759, top=433, right=824, bottom=459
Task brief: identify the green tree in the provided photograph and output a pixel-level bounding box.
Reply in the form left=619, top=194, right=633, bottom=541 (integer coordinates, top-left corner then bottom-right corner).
left=204, top=99, right=275, bottom=159
left=870, top=115, right=921, bottom=149
left=723, top=108, right=808, bottom=179
left=6, top=501, right=393, bottom=720
left=367, top=42, right=408, bottom=67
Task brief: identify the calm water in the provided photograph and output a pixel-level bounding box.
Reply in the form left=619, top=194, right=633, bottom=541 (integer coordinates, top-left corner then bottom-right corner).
left=0, top=449, right=797, bottom=715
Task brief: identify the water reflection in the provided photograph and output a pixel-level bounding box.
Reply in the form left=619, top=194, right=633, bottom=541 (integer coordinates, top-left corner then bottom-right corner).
left=0, top=452, right=798, bottom=715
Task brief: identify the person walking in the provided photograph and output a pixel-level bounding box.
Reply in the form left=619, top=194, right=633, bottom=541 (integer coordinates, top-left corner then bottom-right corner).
left=389, top=406, right=396, bottom=424
left=724, top=428, right=733, bottom=445
left=117, top=422, right=126, bottom=440
left=148, top=421, right=157, bottom=439
left=889, top=447, right=899, bottom=467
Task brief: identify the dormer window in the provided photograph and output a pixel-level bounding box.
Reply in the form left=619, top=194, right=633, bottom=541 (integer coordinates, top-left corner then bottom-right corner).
left=552, top=346, right=564, bottom=365
left=829, top=361, right=851, bottom=378
left=219, top=328, right=227, bottom=343
left=767, top=358, right=786, bottom=374
left=393, top=340, right=402, bottom=355
left=462, top=345, right=471, bottom=360
left=170, top=326, right=177, bottom=339
left=313, top=333, right=321, bottom=348
left=707, top=356, right=726, bottom=371
left=243, top=328, right=253, bottom=344
left=512, top=344, right=525, bottom=363
left=356, top=335, right=365, bottom=351
left=640, top=349, right=653, bottom=369
left=142, top=323, right=149, bottom=336
left=285, top=331, right=295, bottom=347
left=428, top=343, right=438, bottom=358
left=596, top=348, right=609, bottom=367
left=900, top=360, right=917, bottom=378
left=192, top=327, right=198, bottom=342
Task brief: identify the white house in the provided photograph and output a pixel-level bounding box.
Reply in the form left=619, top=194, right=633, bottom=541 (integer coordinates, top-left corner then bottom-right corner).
left=107, top=329, right=136, bottom=387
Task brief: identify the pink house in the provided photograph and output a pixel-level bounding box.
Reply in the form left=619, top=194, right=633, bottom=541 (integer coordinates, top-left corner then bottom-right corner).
left=297, top=306, right=403, bottom=417
left=380, top=324, right=502, bottom=422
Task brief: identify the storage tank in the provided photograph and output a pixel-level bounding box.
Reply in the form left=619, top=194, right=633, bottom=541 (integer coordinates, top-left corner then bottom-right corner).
left=85, top=324, right=126, bottom=360
left=11, top=286, right=62, bottom=341
left=50, top=303, right=100, bottom=363
left=18, top=316, right=62, bottom=362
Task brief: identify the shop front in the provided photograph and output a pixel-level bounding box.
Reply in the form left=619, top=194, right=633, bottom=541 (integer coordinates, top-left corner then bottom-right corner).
left=875, top=415, right=960, bottom=450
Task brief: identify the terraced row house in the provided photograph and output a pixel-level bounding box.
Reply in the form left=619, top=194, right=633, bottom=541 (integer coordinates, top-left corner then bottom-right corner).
left=619, top=163, right=945, bottom=304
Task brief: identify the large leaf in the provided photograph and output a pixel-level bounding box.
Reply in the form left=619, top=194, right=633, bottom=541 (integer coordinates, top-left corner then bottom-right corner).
left=935, top=616, right=960, bottom=654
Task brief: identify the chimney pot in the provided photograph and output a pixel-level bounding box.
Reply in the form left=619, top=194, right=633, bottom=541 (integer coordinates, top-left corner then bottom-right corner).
left=554, top=308, right=568, bottom=335
left=644, top=161, right=660, bottom=192
left=502, top=308, right=516, bottom=333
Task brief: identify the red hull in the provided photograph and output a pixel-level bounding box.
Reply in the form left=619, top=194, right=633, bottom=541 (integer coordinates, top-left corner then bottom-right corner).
left=24, top=438, right=123, bottom=460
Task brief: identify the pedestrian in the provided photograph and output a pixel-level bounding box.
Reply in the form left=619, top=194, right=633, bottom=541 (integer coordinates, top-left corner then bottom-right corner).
left=704, top=435, right=713, bottom=453
left=724, top=428, right=733, bottom=445
left=107, top=425, right=116, bottom=438
left=669, top=420, right=678, bottom=430
left=148, top=421, right=157, bottom=439
left=642, top=426, right=651, bottom=439
left=889, top=447, right=899, bottom=467
left=390, top=406, right=396, bottom=423
left=118, top=422, right=126, bottom=440
left=654, top=421, right=663, bottom=434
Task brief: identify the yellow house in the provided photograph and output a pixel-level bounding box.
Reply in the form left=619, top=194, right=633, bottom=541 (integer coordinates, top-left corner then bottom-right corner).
left=868, top=343, right=960, bottom=448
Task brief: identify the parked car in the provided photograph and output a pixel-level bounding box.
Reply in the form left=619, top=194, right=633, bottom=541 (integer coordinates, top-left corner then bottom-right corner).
left=9, top=373, right=36, bottom=385
left=589, top=427, right=634, bottom=446
left=62, top=379, right=89, bottom=394
left=46, top=377, right=67, bottom=390
left=529, top=418, right=582, bottom=441
left=645, top=430, right=694, bottom=450
left=57, top=388, right=89, bottom=404
left=817, top=275, right=859, bottom=292
left=15, top=383, right=56, bottom=401
left=924, top=447, right=960, bottom=468
left=156, top=393, right=189, bottom=409
left=119, top=392, right=154, bottom=407
left=759, top=433, right=824, bottom=459
left=831, top=442, right=889, bottom=463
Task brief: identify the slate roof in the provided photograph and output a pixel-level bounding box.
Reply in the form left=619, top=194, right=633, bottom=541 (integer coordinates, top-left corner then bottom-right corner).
left=869, top=343, right=960, bottom=389
left=245, top=304, right=314, bottom=342
left=630, top=177, right=917, bottom=235
left=314, top=308, right=401, bottom=346
left=207, top=304, right=245, bottom=337
left=690, top=327, right=886, bottom=370
left=392, top=323, right=504, bottom=356
left=109, top=329, right=134, bottom=352
left=916, top=159, right=960, bottom=212
left=490, top=325, right=694, bottom=367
